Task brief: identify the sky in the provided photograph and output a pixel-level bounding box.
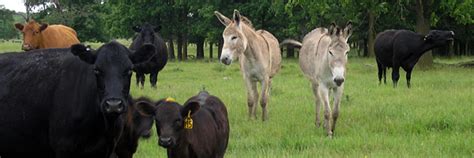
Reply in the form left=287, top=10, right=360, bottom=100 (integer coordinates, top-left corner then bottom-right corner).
left=0, top=0, right=26, bottom=12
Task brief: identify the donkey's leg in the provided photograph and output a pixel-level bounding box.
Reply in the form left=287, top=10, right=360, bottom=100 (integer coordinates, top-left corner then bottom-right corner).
left=311, top=82, right=322, bottom=127
left=318, top=85, right=332, bottom=137
left=245, top=78, right=258, bottom=120
left=260, top=77, right=271, bottom=121
left=331, top=85, right=344, bottom=135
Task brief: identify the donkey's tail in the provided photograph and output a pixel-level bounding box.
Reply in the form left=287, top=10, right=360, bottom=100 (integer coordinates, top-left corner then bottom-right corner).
left=280, top=39, right=302, bottom=48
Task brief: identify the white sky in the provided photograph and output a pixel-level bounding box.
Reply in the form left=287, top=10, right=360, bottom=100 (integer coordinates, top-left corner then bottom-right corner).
left=0, top=0, right=26, bottom=13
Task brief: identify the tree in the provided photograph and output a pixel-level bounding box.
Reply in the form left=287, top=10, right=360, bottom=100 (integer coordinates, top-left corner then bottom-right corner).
left=0, top=5, right=18, bottom=39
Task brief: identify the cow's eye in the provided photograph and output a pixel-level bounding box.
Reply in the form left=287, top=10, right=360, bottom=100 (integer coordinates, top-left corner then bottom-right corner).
left=174, top=119, right=182, bottom=126
left=231, top=36, right=237, bottom=40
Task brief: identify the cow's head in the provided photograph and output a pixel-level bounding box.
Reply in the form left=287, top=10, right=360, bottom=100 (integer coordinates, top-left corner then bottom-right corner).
left=131, top=23, right=161, bottom=49
left=71, top=41, right=156, bottom=115
left=15, top=20, right=48, bottom=51
left=135, top=98, right=200, bottom=148
left=424, top=30, right=455, bottom=46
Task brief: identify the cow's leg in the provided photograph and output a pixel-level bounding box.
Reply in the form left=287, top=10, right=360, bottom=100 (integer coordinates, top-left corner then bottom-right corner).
left=135, top=72, right=141, bottom=87
left=406, top=68, right=413, bottom=88
left=260, top=77, right=271, bottom=121
left=311, top=82, right=322, bottom=127
left=318, top=85, right=332, bottom=137
left=150, top=71, right=158, bottom=89
left=136, top=72, right=145, bottom=89
left=392, top=64, right=400, bottom=88
left=245, top=77, right=258, bottom=120
left=332, top=85, right=344, bottom=135
left=377, top=61, right=383, bottom=84
left=383, top=67, right=387, bottom=84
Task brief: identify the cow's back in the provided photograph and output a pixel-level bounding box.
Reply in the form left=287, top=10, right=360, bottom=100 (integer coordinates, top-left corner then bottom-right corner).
left=0, top=49, right=69, bottom=154
left=374, top=30, right=397, bottom=67
left=40, top=25, right=80, bottom=49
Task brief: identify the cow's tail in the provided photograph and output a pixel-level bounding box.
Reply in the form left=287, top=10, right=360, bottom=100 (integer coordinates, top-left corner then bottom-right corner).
left=280, top=39, right=302, bottom=48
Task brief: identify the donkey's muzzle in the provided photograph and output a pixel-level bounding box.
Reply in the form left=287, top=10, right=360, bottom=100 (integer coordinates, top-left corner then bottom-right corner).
left=220, top=57, right=232, bottom=65
left=334, top=78, right=345, bottom=86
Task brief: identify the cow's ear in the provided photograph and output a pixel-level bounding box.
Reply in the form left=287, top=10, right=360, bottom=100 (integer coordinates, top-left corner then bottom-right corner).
left=214, top=11, right=231, bottom=26
left=14, top=23, right=24, bottom=31
left=71, top=44, right=96, bottom=64
left=135, top=100, right=156, bottom=117
left=130, top=44, right=156, bottom=64
left=181, top=101, right=200, bottom=117
left=154, top=25, right=162, bottom=32
left=133, top=25, right=141, bottom=32
left=39, top=24, right=48, bottom=32
left=343, top=21, right=353, bottom=41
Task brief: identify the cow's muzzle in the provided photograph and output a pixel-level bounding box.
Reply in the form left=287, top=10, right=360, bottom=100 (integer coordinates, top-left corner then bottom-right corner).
left=158, top=137, right=173, bottom=148
left=103, top=98, right=125, bottom=113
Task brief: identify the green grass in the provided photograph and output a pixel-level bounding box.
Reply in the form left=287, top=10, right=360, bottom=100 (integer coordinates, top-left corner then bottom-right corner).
left=0, top=42, right=473, bottom=157
left=130, top=57, right=473, bottom=158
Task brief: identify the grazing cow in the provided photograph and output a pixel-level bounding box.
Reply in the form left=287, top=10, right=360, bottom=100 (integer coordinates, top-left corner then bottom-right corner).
left=15, top=19, right=80, bottom=51
left=215, top=10, right=281, bottom=121
left=114, top=97, right=154, bottom=158
left=281, top=22, right=352, bottom=137
left=135, top=91, right=230, bottom=158
left=0, top=41, right=155, bottom=157
left=374, top=29, right=455, bottom=87
left=130, top=23, right=168, bottom=88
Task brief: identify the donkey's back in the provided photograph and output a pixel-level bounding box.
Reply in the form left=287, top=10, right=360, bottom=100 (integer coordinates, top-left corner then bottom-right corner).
left=299, top=28, right=331, bottom=82
left=256, top=30, right=281, bottom=78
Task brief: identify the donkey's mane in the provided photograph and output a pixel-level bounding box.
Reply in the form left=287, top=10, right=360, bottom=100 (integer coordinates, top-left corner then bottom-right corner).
left=240, top=15, right=254, bottom=30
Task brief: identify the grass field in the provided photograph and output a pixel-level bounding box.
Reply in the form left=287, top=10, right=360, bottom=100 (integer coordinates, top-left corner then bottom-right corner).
left=1, top=41, right=473, bottom=157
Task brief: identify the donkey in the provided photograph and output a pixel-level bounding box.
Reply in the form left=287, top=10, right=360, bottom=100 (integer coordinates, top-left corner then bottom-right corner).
left=281, top=22, right=352, bottom=137
left=214, top=10, right=282, bottom=121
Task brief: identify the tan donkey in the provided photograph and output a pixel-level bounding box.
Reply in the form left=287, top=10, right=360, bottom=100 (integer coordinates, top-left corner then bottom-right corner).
left=282, top=22, right=352, bottom=137
left=214, top=10, right=281, bottom=121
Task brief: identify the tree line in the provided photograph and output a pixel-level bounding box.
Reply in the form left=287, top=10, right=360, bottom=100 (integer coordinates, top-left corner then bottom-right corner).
left=0, top=0, right=472, bottom=68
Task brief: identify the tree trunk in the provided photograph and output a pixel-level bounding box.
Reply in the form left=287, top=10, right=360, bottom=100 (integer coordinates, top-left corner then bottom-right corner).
left=168, top=38, right=175, bottom=60
left=415, top=0, right=433, bottom=69
left=363, top=38, right=369, bottom=57
left=217, top=38, right=223, bottom=58
left=196, top=37, right=205, bottom=59
left=286, top=45, right=295, bottom=58
left=177, top=35, right=183, bottom=61
left=367, top=10, right=376, bottom=57
left=183, top=37, right=188, bottom=60
left=209, top=42, right=213, bottom=59
left=448, top=41, right=454, bottom=58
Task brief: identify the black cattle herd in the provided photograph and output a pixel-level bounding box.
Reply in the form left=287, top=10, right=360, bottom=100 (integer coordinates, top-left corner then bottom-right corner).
left=0, top=19, right=454, bottom=157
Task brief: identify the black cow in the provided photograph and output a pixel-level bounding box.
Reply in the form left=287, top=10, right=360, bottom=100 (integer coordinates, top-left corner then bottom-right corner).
left=114, top=97, right=154, bottom=158
left=374, top=29, right=454, bottom=87
left=0, top=41, right=155, bottom=157
left=136, top=91, right=230, bottom=158
left=130, top=23, right=168, bottom=88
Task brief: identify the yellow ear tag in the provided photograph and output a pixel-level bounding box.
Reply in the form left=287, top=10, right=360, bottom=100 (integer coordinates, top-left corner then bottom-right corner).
left=184, top=110, right=193, bottom=129
left=165, top=97, right=176, bottom=102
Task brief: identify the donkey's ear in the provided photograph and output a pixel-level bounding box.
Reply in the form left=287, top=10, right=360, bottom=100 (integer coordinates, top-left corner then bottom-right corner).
left=343, top=21, right=353, bottom=41
left=214, top=11, right=231, bottom=26
left=233, top=9, right=241, bottom=27
left=329, top=22, right=337, bottom=36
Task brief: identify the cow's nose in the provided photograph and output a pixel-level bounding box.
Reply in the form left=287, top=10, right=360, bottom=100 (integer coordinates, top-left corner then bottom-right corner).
left=334, top=78, right=345, bottom=86
left=104, top=98, right=124, bottom=113
left=159, top=137, right=172, bottom=147
left=22, top=44, right=31, bottom=51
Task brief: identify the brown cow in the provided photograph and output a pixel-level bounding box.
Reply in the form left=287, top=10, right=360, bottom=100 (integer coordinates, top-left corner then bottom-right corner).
left=15, top=19, right=80, bottom=51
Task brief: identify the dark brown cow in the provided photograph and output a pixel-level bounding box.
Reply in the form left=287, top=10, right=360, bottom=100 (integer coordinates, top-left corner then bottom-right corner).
left=15, top=19, right=80, bottom=51
left=136, top=91, right=230, bottom=158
